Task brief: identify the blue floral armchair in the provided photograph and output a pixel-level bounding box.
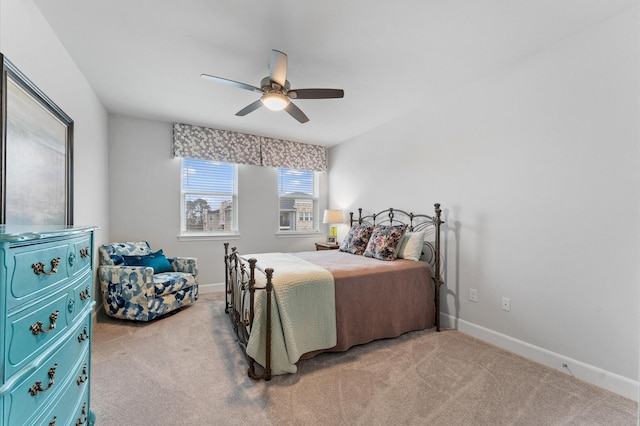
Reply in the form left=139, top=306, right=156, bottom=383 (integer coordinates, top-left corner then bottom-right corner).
left=98, top=241, right=199, bottom=321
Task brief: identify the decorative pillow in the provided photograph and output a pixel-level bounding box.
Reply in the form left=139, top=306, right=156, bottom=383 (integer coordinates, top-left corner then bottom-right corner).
left=123, top=249, right=174, bottom=273
left=339, top=224, right=374, bottom=255
left=339, top=225, right=356, bottom=251
left=396, top=231, right=426, bottom=261
left=363, top=224, right=407, bottom=261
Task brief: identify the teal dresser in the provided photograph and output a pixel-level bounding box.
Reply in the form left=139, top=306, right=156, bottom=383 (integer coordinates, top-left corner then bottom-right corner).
left=0, top=226, right=97, bottom=426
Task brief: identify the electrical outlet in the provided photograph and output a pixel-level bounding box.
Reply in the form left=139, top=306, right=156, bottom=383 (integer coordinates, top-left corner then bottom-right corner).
left=469, top=288, right=478, bottom=303
left=501, top=297, right=511, bottom=312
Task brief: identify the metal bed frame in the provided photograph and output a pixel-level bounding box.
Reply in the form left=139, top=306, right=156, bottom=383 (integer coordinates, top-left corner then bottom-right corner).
left=224, top=203, right=444, bottom=381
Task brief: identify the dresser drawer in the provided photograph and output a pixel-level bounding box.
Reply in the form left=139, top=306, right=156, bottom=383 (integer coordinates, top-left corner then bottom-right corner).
left=35, top=387, right=90, bottom=426
left=4, top=316, right=91, bottom=426
left=69, top=235, right=93, bottom=278
left=8, top=241, right=72, bottom=309
left=69, top=272, right=94, bottom=321
left=5, top=292, right=92, bottom=378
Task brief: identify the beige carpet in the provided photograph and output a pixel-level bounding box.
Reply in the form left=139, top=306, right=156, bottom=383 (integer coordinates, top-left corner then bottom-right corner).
left=91, top=293, right=637, bottom=425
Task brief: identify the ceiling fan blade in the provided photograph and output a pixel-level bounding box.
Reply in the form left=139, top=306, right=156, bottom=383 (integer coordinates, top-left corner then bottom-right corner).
left=269, top=50, right=288, bottom=88
left=288, top=88, right=344, bottom=99
left=201, top=74, right=262, bottom=94
left=235, top=99, right=263, bottom=116
left=284, top=101, right=309, bottom=123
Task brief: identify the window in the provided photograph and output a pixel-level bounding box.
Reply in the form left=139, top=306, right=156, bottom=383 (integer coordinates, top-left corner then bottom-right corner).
left=278, top=168, right=318, bottom=232
left=181, top=159, right=237, bottom=234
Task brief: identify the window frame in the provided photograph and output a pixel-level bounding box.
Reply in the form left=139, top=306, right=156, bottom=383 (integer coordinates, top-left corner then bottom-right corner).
left=277, top=168, right=319, bottom=235
left=179, top=158, right=238, bottom=239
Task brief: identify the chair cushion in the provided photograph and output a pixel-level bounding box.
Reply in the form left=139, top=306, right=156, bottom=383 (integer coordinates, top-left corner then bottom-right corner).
left=123, top=249, right=173, bottom=273
left=100, top=241, right=152, bottom=266
left=153, top=272, right=197, bottom=297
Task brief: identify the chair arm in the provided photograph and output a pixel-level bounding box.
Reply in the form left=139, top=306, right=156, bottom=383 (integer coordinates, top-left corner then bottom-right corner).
left=169, top=257, right=198, bottom=278
left=98, top=265, right=156, bottom=298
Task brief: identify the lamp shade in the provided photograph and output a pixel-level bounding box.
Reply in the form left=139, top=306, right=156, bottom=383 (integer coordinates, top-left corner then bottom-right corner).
left=322, top=209, right=343, bottom=224
left=261, top=93, right=290, bottom=111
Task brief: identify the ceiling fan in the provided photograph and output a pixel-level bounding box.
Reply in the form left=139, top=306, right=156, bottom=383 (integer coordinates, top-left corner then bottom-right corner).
left=201, top=49, right=344, bottom=124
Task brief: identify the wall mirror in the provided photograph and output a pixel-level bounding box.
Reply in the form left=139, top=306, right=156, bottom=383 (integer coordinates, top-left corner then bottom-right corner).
left=1, top=53, right=73, bottom=225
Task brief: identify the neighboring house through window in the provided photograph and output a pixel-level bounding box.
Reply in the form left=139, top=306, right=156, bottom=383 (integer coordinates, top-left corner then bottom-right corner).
left=181, top=159, right=237, bottom=234
left=278, top=168, right=318, bottom=232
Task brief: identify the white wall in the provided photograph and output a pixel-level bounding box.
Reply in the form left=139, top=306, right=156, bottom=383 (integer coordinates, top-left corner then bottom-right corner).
left=107, top=115, right=329, bottom=287
left=0, top=0, right=110, bottom=294
left=3, top=0, right=637, bottom=402
left=329, top=8, right=639, bottom=398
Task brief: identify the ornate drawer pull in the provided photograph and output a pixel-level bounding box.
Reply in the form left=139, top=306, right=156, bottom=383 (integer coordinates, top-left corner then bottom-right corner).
left=79, top=247, right=91, bottom=258
left=32, top=257, right=61, bottom=275
left=77, top=363, right=88, bottom=385
left=49, top=416, right=57, bottom=426
left=76, top=402, right=88, bottom=425
left=30, top=311, right=60, bottom=335
left=78, top=325, right=89, bottom=342
left=79, top=286, right=91, bottom=300
left=28, top=363, right=57, bottom=396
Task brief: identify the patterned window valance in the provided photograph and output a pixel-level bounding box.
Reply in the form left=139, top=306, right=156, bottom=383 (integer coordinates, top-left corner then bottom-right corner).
left=260, top=137, right=327, bottom=172
left=172, top=123, right=327, bottom=172
left=173, top=123, right=262, bottom=166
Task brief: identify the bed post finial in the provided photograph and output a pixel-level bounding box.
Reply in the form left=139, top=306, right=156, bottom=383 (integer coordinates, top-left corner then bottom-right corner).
left=248, top=258, right=257, bottom=290
left=358, top=208, right=363, bottom=224
left=231, top=247, right=238, bottom=269
left=349, top=211, right=354, bottom=226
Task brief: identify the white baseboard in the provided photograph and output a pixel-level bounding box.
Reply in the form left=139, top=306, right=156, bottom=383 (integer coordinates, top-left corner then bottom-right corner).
left=198, top=282, right=225, bottom=294
left=440, top=313, right=639, bottom=401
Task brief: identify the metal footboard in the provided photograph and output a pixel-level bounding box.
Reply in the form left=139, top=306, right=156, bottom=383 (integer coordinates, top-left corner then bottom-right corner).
left=224, top=243, right=273, bottom=380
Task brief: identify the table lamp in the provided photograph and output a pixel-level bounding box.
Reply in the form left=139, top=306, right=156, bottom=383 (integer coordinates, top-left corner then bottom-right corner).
left=322, top=209, right=343, bottom=239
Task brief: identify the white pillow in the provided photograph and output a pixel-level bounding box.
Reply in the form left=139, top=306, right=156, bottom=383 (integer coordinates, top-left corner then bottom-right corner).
left=396, top=231, right=425, bottom=261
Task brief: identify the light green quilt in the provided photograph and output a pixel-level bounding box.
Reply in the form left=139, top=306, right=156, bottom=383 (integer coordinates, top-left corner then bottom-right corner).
left=243, top=252, right=336, bottom=375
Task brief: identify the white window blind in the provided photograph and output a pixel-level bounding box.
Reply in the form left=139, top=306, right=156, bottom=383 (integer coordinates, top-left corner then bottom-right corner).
left=181, top=159, right=237, bottom=233
left=278, top=168, right=318, bottom=232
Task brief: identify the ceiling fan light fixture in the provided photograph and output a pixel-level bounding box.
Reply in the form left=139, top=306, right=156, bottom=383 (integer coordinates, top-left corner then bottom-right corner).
left=261, top=92, right=290, bottom=111
left=202, top=50, right=343, bottom=123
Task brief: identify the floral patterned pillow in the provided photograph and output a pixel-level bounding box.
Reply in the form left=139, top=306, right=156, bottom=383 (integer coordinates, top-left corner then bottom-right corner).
left=339, top=224, right=374, bottom=255
left=363, top=224, right=408, bottom=261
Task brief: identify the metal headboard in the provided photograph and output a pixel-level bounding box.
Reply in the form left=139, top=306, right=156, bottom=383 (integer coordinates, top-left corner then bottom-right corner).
left=349, top=203, right=444, bottom=331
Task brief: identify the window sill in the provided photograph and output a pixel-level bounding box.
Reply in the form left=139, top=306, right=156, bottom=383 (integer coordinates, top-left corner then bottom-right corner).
left=276, top=231, right=321, bottom=238
left=177, top=232, right=240, bottom=242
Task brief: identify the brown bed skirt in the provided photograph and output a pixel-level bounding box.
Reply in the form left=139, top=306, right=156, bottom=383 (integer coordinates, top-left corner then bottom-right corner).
left=292, top=250, right=436, bottom=360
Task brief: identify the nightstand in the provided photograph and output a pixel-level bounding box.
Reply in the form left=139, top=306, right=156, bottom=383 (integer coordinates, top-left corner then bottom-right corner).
left=315, top=243, right=340, bottom=251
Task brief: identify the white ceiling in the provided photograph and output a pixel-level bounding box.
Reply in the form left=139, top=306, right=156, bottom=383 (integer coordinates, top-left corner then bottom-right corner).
left=33, top=0, right=637, bottom=147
